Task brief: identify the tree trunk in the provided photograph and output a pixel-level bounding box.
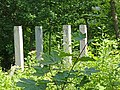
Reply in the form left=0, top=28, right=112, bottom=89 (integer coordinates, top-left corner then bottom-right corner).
left=110, top=0, right=120, bottom=39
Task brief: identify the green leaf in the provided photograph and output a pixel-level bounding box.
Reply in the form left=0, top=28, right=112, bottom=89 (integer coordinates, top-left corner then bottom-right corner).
left=33, top=66, right=49, bottom=76
left=37, top=80, right=50, bottom=90
left=118, top=64, right=120, bottom=68
left=88, top=39, right=94, bottom=44
left=52, top=71, right=69, bottom=85
left=59, top=51, right=73, bottom=57
left=83, top=67, right=100, bottom=75
left=76, top=76, right=90, bottom=87
left=68, top=70, right=79, bottom=78
left=17, top=78, right=37, bottom=90
left=73, top=32, right=86, bottom=41
left=50, top=51, right=62, bottom=62
left=78, top=57, right=96, bottom=62
left=39, top=51, right=62, bottom=65
left=17, top=79, right=49, bottom=90
left=20, top=78, right=36, bottom=85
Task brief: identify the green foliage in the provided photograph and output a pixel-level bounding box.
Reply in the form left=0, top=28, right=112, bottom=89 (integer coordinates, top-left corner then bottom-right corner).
left=77, top=57, right=96, bottom=62
left=33, top=66, right=49, bottom=76
left=73, top=32, right=86, bottom=41
left=0, top=0, right=120, bottom=90
left=24, top=50, right=37, bottom=67
left=40, top=51, right=62, bottom=65
left=1, top=0, right=120, bottom=70
left=0, top=38, right=120, bottom=90
left=85, top=39, right=120, bottom=89
left=17, top=50, right=99, bottom=90
left=82, top=67, right=100, bottom=76
left=0, top=66, right=36, bottom=90
left=17, top=78, right=49, bottom=90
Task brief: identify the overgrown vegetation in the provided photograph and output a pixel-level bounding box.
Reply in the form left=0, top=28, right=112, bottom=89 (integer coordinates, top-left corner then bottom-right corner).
left=0, top=39, right=120, bottom=90
left=0, top=0, right=120, bottom=90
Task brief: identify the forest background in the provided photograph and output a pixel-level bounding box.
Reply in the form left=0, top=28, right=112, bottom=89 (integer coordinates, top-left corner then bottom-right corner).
left=0, top=0, right=120, bottom=90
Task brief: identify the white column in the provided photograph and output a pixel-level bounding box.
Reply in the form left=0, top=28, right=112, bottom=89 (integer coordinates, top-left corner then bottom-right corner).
left=63, top=25, right=72, bottom=66
left=35, top=26, right=43, bottom=60
left=14, top=26, right=24, bottom=71
left=79, top=25, right=87, bottom=57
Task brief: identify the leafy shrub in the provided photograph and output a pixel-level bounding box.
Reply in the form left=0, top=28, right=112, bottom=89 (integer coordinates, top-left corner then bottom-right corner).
left=16, top=38, right=120, bottom=90
left=17, top=50, right=99, bottom=90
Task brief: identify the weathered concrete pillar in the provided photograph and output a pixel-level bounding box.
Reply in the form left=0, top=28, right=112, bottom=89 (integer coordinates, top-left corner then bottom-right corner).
left=79, top=25, right=87, bottom=57
left=35, top=26, right=43, bottom=60
left=63, top=25, right=72, bottom=66
left=14, top=26, right=24, bottom=71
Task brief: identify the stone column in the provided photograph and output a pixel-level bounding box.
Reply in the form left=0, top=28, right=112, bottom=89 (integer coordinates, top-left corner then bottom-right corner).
left=79, top=25, right=87, bottom=57
left=14, top=26, right=24, bottom=71
left=63, top=25, right=72, bottom=66
left=35, top=26, right=43, bottom=60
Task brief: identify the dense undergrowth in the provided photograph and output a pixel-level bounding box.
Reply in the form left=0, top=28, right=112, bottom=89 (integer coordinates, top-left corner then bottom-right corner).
left=0, top=39, right=120, bottom=90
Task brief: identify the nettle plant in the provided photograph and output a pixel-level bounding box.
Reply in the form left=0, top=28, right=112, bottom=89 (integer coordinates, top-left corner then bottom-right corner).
left=17, top=32, right=99, bottom=90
